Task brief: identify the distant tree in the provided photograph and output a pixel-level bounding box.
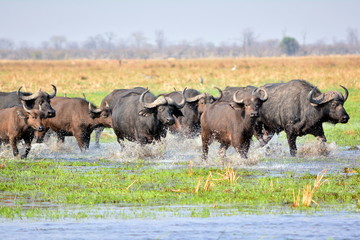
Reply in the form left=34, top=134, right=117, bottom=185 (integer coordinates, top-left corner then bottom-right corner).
left=155, top=30, right=166, bottom=51
left=279, top=36, right=300, bottom=55
left=131, top=31, right=147, bottom=49
left=49, top=35, right=67, bottom=49
left=0, top=38, right=15, bottom=50
left=347, top=28, right=359, bottom=46
left=240, top=28, right=258, bottom=56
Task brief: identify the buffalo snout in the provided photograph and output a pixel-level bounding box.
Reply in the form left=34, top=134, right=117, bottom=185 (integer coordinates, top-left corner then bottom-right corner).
left=250, top=112, right=259, bottom=118
left=46, top=110, right=56, bottom=118
left=340, top=115, right=350, bottom=123
left=166, top=117, right=175, bottom=125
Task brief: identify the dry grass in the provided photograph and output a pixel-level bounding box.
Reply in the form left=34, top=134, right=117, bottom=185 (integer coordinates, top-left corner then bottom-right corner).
left=195, top=167, right=240, bottom=193
left=292, top=169, right=329, bottom=207
left=0, top=56, right=359, bottom=101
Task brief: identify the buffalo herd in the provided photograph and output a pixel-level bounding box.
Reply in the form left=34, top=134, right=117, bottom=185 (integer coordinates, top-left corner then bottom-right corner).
left=0, top=79, right=350, bottom=160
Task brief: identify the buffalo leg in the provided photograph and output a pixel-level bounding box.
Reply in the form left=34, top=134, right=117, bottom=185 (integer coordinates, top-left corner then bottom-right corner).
left=10, top=137, right=19, bottom=157
left=94, top=126, right=104, bottom=148
left=201, top=133, right=211, bottom=161
left=286, top=132, right=297, bottom=156
left=233, top=139, right=250, bottom=159
left=82, top=133, right=91, bottom=150
left=74, top=133, right=87, bottom=151
left=217, top=143, right=229, bottom=158
left=21, top=137, right=32, bottom=159
left=57, top=134, right=65, bottom=143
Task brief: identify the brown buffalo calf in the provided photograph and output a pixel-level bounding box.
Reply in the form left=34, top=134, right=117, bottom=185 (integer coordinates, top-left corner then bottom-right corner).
left=37, top=97, right=112, bottom=151
left=0, top=102, right=44, bottom=158
left=200, top=88, right=267, bottom=160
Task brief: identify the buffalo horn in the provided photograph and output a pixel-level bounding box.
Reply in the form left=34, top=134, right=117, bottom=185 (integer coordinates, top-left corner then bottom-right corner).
left=89, top=103, right=102, bottom=113
left=21, top=101, right=32, bottom=113
left=307, top=87, right=324, bottom=106
left=186, top=93, right=207, bottom=103
left=165, top=87, right=187, bottom=108
left=340, top=85, right=349, bottom=102
left=140, top=89, right=167, bottom=109
left=255, top=87, right=268, bottom=101
left=213, top=87, right=223, bottom=101
left=49, top=84, right=57, bottom=99
left=233, top=90, right=244, bottom=104
left=17, top=87, right=40, bottom=101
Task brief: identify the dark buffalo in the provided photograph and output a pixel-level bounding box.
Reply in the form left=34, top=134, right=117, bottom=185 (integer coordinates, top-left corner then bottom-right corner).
left=0, top=101, right=44, bottom=158
left=161, top=88, right=222, bottom=137
left=111, top=87, right=186, bottom=145
left=201, top=88, right=268, bottom=160
left=94, top=87, right=149, bottom=146
left=37, top=97, right=112, bottom=150
left=0, top=85, right=57, bottom=118
left=255, top=79, right=350, bottom=156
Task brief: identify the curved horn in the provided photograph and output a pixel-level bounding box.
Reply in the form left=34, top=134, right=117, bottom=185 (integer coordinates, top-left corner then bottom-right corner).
left=89, top=103, right=102, bottom=113
left=255, top=87, right=268, bottom=101
left=340, top=85, right=349, bottom=102
left=307, top=87, right=324, bottom=106
left=140, top=90, right=167, bottom=109
left=17, top=87, right=40, bottom=101
left=186, top=93, right=207, bottom=103
left=233, top=90, right=244, bottom=104
left=214, top=87, right=223, bottom=101
left=21, top=101, right=32, bottom=113
left=49, top=84, right=57, bottom=99
left=166, top=87, right=187, bottom=108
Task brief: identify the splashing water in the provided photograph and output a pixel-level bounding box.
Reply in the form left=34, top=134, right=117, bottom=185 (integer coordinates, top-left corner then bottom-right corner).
left=1, top=131, right=358, bottom=175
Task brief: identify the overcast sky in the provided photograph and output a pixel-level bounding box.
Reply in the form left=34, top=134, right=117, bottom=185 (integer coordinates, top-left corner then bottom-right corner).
left=1, top=0, right=359, bottom=45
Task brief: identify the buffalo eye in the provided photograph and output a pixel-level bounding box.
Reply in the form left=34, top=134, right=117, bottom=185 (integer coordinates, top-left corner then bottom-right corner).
left=331, top=102, right=337, bottom=108
left=158, top=106, right=165, bottom=112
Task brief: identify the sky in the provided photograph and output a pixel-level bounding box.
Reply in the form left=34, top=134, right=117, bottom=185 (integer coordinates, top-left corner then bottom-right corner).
left=1, top=0, right=359, bottom=46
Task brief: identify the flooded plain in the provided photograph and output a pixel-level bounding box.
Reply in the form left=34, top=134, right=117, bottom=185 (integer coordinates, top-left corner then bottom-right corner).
left=0, top=131, right=359, bottom=240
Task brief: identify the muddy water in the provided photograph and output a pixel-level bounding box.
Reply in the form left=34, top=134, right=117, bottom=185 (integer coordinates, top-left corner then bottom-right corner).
left=1, top=133, right=359, bottom=240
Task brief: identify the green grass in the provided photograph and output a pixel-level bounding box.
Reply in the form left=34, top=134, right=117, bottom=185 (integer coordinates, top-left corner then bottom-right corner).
left=0, top=159, right=359, bottom=219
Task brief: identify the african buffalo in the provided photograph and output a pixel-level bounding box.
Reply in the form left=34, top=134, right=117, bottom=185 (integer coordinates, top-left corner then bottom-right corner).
left=201, top=88, right=268, bottom=160
left=111, top=87, right=186, bottom=145
left=161, top=88, right=222, bottom=137
left=255, top=79, right=350, bottom=156
left=36, top=97, right=112, bottom=150
left=0, top=101, right=44, bottom=158
left=0, top=85, right=57, bottom=118
left=94, top=87, right=147, bottom=146
left=220, top=85, right=270, bottom=146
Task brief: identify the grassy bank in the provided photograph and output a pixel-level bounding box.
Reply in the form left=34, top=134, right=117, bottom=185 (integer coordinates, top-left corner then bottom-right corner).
left=1, top=56, right=358, bottom=146
left=0, top=159, right=358, bottom=219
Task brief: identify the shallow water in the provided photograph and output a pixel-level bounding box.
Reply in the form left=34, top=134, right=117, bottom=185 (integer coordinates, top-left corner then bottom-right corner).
left=1, top=133, right=359, bottom=240
left=1, top=211, right=359, bottom=240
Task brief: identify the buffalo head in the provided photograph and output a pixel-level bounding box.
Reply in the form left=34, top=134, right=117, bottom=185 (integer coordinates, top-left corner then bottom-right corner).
left=89, top=102, right=112, bottom=127
left=17, top=84, right=57, bottom=118
left=231, top=87, right=268, bottom=118
left=139, top=88, right=186, bottom=125
left=186, top=87, right=223, bottom=114
left=307, top=85, right=350, bottom=124
left=17, top=101, right=45, bottom=132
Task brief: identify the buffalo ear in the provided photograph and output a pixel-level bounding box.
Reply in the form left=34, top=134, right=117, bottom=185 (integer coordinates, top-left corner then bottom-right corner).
left=138, top=108, right=152, bottom=117
left=16, top=110, right=27, bottom=119
left=172, top=108, right=184, bottom=118
left=229, top=102, right=243, bottom=111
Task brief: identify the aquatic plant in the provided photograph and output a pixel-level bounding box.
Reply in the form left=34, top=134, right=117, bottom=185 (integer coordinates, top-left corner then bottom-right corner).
left=292, top=169, right=329, bottom=207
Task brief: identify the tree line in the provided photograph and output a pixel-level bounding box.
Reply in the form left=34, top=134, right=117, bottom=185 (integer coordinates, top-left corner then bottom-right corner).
left=0, top=29, right=359, bottom=59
